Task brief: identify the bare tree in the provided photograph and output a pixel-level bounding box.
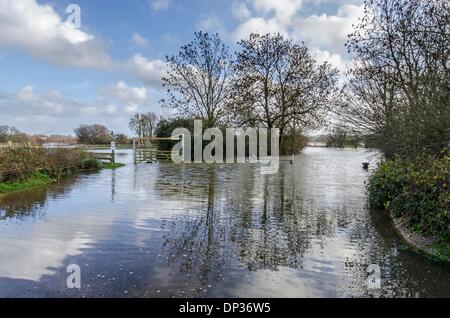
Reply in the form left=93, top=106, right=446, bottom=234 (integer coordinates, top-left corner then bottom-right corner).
left=129, top=112, right=159, bottom=141
left=115, top=134, right=131, bottom=145
left=0, top=125, right=21, bottom=143
left=229, top=33, right=340, bottom=147
left=0, top=125, right=9, bottom=143
left=339, top=0, right=450, bottom=158
left=161, top=32, right=232, bottom=127
left=327, top=126, right=348, bottom=148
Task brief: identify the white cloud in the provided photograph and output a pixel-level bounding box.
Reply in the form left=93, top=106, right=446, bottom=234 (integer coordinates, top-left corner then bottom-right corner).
left=0, top=0, right=113, bottom=69
left=232, top=2, right=251, bottom=20
left=2, top=86, right=114, bottom=119
left=124, top=104, right=139, bottom=114
left=231, top=1, right=365, bottom=72
left=0, top=81, right=156, bottom=133
left=251, top=0, right=303, bottom=25
left=16, top=85, right=37, bottom=102
left=131, top=33, right=150, bottom=48
left=233, top=1, right=363, bottom=53
left=0, top=1, right=170, bottom=86
left=233, top=17, right=287, bottom=41
left=101, top=81, right=150, bottom=106
left=104, top=81, right=153, bottom=115
left=197, top=15, right=229, bottom=39
left=150, top=0, right=171, bottom=12
left=292, top=4, right=364, bottom=54
left=127, top=54, right=166, bottom=87
left=313, top=49, right=347, bottom=73
left=230, top=0, right=303, bottom=40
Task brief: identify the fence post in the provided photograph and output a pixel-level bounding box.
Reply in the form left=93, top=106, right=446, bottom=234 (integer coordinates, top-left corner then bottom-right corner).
left=181, top=134, right=184, bottom=163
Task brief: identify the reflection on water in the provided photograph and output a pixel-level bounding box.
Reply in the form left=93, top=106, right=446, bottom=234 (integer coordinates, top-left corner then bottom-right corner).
left=0, top=148, right=449, bottom=298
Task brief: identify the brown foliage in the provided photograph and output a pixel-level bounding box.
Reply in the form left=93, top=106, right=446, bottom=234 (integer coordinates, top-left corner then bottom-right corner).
left=0, top=147, right=90, bottom=183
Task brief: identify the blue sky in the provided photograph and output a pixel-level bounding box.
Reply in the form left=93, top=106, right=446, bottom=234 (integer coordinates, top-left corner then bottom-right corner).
left=0, top=0, right=363, bottom=135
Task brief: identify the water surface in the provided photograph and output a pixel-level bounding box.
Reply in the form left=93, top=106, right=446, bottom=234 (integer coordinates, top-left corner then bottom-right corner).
left=0, top=148, right=449, bottom=298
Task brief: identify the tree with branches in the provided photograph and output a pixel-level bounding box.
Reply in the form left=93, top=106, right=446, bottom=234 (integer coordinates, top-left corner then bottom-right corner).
left=161, top=31, right=232, bottom=128
left=339, top=0, right=450, bottom=158
left=129, top=112, right=159, bottom=142
left=229, top=33, right=340, bottom=148
left=74, top=124, right=111, bottom=145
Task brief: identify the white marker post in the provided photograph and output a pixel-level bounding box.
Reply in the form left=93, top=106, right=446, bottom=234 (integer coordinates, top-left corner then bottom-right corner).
left=111, top=141, right=116, bottom=163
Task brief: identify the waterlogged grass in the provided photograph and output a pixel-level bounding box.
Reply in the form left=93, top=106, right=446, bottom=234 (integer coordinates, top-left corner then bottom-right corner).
left=0, top=160, right=126, bottom=195
left=0, top=172, right=54, bottom=195
left=101, top=162, right=126, bottom=169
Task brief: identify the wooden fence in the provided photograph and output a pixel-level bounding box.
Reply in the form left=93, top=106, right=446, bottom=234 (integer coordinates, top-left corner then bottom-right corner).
left=133, top=137, right=181, bottom=164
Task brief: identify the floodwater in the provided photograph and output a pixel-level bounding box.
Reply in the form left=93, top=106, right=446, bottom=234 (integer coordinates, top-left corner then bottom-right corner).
left=0, top=148, right=449, bottom=298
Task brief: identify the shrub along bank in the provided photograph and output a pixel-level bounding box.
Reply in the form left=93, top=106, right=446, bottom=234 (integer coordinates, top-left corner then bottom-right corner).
left=368, top=149, right=450, bottom=262
left=0, top=147, right=124, bottom=195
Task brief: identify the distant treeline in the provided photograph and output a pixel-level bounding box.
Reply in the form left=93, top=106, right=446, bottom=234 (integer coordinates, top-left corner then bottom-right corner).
left=0, top=124, right=132, bottom=146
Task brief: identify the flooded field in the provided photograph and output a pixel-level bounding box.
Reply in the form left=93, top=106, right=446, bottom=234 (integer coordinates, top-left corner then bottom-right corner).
left=0, top=148, right=449, bottom=298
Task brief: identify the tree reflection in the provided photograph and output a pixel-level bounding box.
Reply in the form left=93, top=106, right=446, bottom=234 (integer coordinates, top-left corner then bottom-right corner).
left=160, top=166, right=223, bottom=286
left=155, top=163, right=335, bottom=282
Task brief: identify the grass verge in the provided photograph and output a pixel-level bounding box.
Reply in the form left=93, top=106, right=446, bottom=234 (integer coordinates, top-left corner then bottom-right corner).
left=0, top=172, right=54, bottom=195
left=0, top=161, right=125, bottom=196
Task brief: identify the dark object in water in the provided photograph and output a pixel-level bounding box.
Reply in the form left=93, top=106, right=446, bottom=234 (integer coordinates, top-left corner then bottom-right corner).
left=362, top=162, right=370, bottom=170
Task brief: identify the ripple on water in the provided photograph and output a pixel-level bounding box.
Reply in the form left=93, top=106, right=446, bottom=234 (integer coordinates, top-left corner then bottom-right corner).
left=0, top=148, right=449, bottom=297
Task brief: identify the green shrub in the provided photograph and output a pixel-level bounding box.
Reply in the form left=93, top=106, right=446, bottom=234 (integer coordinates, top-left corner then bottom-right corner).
left=369, top=149, right=450, bottom=240
left=80, top=158, right=102, bottom=170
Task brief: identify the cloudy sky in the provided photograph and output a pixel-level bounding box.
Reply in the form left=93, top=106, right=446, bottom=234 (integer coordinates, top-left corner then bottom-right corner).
left=0, top=0, right=364, bottom=135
